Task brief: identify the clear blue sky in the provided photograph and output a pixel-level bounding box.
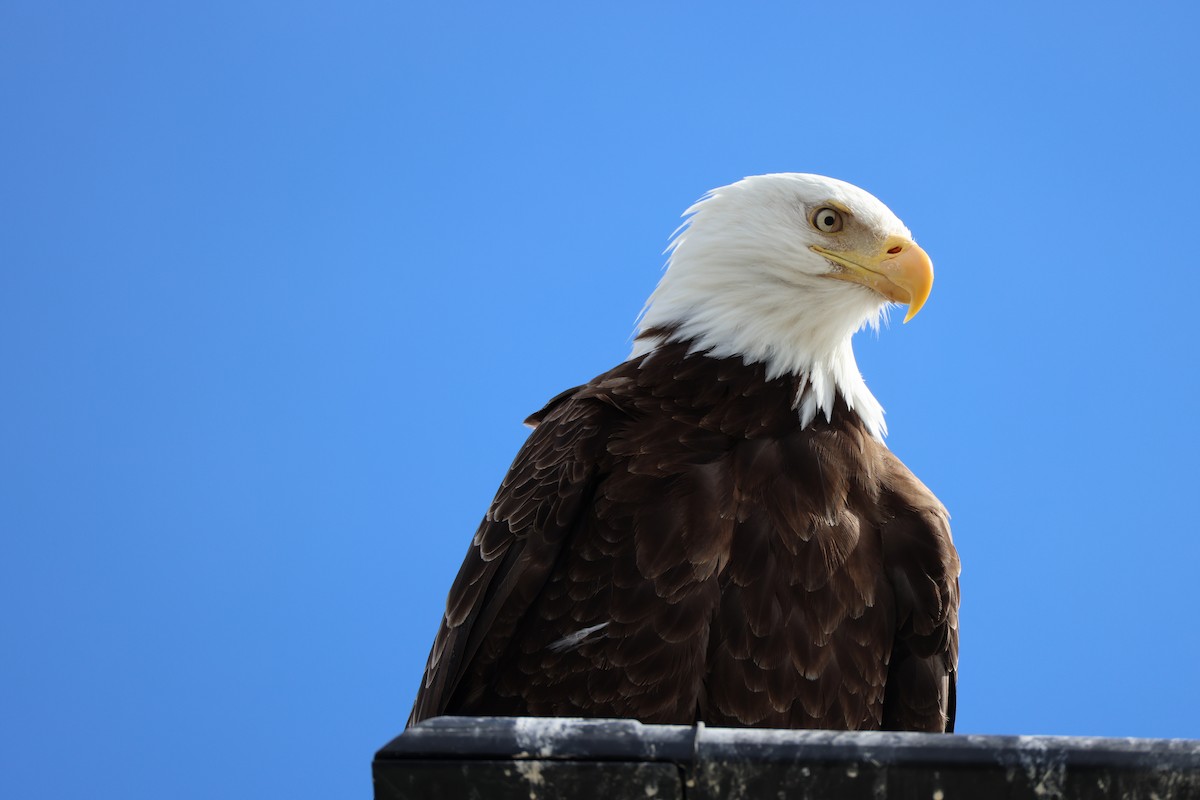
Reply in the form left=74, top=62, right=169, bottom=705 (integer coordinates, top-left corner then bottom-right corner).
left=3, top=2, right=1198, bottom=798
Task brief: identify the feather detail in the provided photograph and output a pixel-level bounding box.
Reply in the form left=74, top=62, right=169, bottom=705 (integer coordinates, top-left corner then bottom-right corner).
left=408, top=341, right=958, bottom=732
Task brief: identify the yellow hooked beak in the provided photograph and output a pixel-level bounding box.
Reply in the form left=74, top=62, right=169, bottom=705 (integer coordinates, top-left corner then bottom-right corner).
left=811, top=236, right=934, bottom=323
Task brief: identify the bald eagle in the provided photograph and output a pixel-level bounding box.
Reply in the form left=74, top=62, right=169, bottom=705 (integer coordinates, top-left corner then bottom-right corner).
left=410, top=174, right=959, bottom=732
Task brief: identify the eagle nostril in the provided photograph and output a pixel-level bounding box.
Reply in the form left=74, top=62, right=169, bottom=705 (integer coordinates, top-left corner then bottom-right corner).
left=887, top=245, right=903, bottom=255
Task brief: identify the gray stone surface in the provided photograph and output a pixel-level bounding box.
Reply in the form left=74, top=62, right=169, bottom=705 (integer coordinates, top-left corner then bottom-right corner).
left=374, top=717, right=1200, bottom=799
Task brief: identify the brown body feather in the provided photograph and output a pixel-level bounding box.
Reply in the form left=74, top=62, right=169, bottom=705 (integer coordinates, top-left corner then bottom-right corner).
left=409, top=339, right=959, bottom=732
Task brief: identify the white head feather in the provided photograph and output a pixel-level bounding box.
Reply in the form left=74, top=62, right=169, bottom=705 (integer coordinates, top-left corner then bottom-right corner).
left=631, top=173, right=920, bottom=441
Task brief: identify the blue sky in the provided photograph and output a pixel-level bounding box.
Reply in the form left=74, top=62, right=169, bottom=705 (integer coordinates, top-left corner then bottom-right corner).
left=3, top=2, right=1199, bottom=798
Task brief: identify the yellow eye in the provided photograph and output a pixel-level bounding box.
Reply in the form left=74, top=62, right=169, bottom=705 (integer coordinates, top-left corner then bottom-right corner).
left=812, top=207, right=844, bottom=233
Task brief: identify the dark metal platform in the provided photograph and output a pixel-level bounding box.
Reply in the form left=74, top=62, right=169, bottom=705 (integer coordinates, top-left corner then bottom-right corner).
left=374, top=716, right=1200, bottom=799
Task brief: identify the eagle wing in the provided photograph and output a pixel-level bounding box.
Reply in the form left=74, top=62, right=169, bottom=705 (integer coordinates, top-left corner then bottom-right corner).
left=878, top=451, right=961, bottom=732
left=407, top=387, right=612, bottom=725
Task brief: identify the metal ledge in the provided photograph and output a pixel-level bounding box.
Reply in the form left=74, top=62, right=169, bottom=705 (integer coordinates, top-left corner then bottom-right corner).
left=374, top=716, right=1200, bottom=799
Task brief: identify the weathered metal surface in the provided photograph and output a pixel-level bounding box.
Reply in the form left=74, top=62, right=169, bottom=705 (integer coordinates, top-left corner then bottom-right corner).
left=374, top=716, right=1200, bottom=799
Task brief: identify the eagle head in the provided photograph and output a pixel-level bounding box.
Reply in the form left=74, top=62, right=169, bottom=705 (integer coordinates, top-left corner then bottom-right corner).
left=632, top=173, right=934, bottom=440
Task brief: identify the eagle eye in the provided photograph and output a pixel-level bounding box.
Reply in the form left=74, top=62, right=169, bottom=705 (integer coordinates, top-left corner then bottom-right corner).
left=812, top=207, right=844, bottom=233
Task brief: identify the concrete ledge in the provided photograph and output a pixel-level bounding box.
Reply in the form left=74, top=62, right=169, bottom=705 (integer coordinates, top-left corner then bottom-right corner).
left=374, top=716, right=1200, bottom=799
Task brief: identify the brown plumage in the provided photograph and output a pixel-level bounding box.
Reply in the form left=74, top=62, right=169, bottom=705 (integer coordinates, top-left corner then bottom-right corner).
left=409, top=338, right=959, bottom=731
left=409, top=174, right=959, bottom=732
